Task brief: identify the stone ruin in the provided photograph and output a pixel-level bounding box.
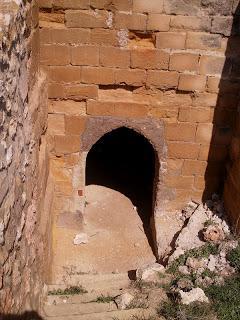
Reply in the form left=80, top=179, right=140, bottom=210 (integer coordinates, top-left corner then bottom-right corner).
left=0, top=0, right=240, bottom=315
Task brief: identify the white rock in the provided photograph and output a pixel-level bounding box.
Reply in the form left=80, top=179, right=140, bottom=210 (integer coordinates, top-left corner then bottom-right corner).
left=137, top=263, right=165, bottom=282
left=178, top=266, right=190, bottom=275
left=180, top=288, right=209, bottom=305
left=73, top=233, right=88, bottom=245
left=207, top=255, right=217, bottom=272
left=115, top=293, right=134, bottom=310
left=175, top=204, right=208, bottom=251
left=168, top=248, right=185, bottom=264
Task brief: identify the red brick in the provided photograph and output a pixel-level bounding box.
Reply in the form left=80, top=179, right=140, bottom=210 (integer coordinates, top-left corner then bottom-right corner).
left=40, top=44, right=70, bottom=65
left=169, top=53, right=199, bottom=72
left=131, top=49, right=169, bottom=70
left=100, top=47, right=130, bottom=68
left=182, top=160, right=207, bottom=176
left=178, top=74, right=206, bottom=92
left=165, top=123, right=196, bottom=142
left=147, top=14, right=170, bottom=31
left=65, top=10, right=108, bottom=28
left=81, top=66, right=115, bottom=84
left=115, top=12, right=147, bottom=30
left=65, top=116, right=87, bottom=134
left=147, top=70, right=179, bottom=89
left=115, top=69, right=146, bottom=86
left=87, top=100, right=149, bottom=117
left=48, top=66, right=81, bottom=83
left=156, top=32, right=186, bottom=49
left=168, top=142, right=200, bottom=159
left=71, top=45, right=99, bottom=66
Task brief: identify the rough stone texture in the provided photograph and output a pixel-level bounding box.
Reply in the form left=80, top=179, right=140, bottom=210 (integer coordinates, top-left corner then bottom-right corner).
left=0, top=0, right=49, bottom=313
left=38, top=0, right=240, bottom=282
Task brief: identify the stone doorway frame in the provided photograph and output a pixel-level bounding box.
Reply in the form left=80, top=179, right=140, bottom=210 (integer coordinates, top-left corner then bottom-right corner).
left=70, top=116, right=169, bottom=259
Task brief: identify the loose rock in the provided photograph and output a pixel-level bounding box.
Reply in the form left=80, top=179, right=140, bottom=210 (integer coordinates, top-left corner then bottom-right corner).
left=179, top=288, right=209, bottom=305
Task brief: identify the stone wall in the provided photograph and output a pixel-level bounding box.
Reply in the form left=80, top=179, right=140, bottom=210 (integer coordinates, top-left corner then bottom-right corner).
left=38, top=0, right=240, bottom=279
left=0, top=0, right=50, bottom=313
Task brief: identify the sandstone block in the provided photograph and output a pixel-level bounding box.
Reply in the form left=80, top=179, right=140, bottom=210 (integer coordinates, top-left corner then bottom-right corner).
left=133, top=0, right=164, bottom=13
left=71, top=45, right=99, bottom=66
left=168, top=142, right=200, bottom=159
left=147, top=70, right=179, bottom=89
left=195, top=123, right=213, bottom=144
left=186, top=32, right=222, bottom=51
left=147, top=14, right=170, bottom=31
left=53, top=0, right=90, bottom=9
left=115, top=69, right=146, bottom=86
left=170, top=15, right=211, bottom=32
left=87, top=100, right=149, bottom=117
left=54, top=135, right=80, bottom=154
left=91, top=0, right=132, bottom=11
left=192, top=93, right=218, bottom=108
left=178, top=74, right=206, bottom=92
left=40, top=44, right=70, bottom=65
left=169, top=53, right=199, bottom=72
left=199, top=55, right=229, bottom=76
left=81, top=66, right=115, bottom=84
left=198, top=145, right=228, bottom=162
left=114, top=12, right=147, bottom=30
left=156, top=32, right=186, bottom=49
left=90, top=29, right=118, bottom=46
left=48, top=66, right=81, bottom=83
left=100, top=47, right=130, bottom=68
left=165, top=123, right=197, bottom=142
left=206, top=77, right=220, bottom=93
left=211, top=16, right=233, bottom=37
left=65, top=10, right=108, bottom=28
left=178, top=107, right=213, bottom=123
left=165, top=175, right=194, bottom=189
left=182, top=160, right=207, bottom=176
left=48, top=83, right=65, bottom=98
left=40, top=28, right=90, bottom=45
left=49, top=100, right=86, bottom=115
left=48, top=114, right=65, bottom=135
left=65, top=116, right=87, bottom=135
left=164, top=0, right=201, bottom=16
left=131, top=49, right=169, bottom=70
left=65, top=84, right=98, bottom=99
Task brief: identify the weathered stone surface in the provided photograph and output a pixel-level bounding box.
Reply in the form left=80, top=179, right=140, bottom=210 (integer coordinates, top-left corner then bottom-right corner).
left=179, top=288, right=209, bottom=305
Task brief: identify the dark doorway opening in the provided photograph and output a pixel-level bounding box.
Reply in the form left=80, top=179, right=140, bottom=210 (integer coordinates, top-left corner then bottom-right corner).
left=86, top=127, right=157, bottom=256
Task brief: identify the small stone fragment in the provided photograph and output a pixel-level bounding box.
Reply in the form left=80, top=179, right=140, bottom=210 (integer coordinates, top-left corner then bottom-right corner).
left=73, top=233, right=88, bottom=245
left=179, top=288, right=209, bottom=305
left=203, top=224, right=225, bottom=244
left=115, top=292, right=134, bottom=310
left=136, top=263, right=165, bottom=282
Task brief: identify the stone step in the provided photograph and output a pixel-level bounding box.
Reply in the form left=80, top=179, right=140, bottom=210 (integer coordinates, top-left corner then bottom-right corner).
left=46, top=289, right=123, bottom=305
left=47, top=273, right=131, bottom=292
left=43, top=301, right=118, bottom=317
left=44, top=307, right=158, bottom=320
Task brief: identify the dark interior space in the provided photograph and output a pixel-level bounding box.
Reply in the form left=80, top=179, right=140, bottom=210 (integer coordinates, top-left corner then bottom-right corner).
left=86, top=127, right=156, bottom=254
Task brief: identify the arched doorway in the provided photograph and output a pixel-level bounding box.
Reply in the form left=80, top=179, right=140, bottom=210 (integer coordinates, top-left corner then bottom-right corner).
left=86, top=127, right=157, bottom=257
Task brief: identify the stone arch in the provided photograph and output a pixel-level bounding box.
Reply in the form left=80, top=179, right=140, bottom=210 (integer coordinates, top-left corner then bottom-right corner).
left=67, top=116, right=170, bottom=259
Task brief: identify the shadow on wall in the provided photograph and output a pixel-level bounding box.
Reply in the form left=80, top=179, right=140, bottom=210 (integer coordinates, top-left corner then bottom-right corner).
left=203, top=2, right=240, bottom=201
left=0, top=312, right=43, bottom=320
